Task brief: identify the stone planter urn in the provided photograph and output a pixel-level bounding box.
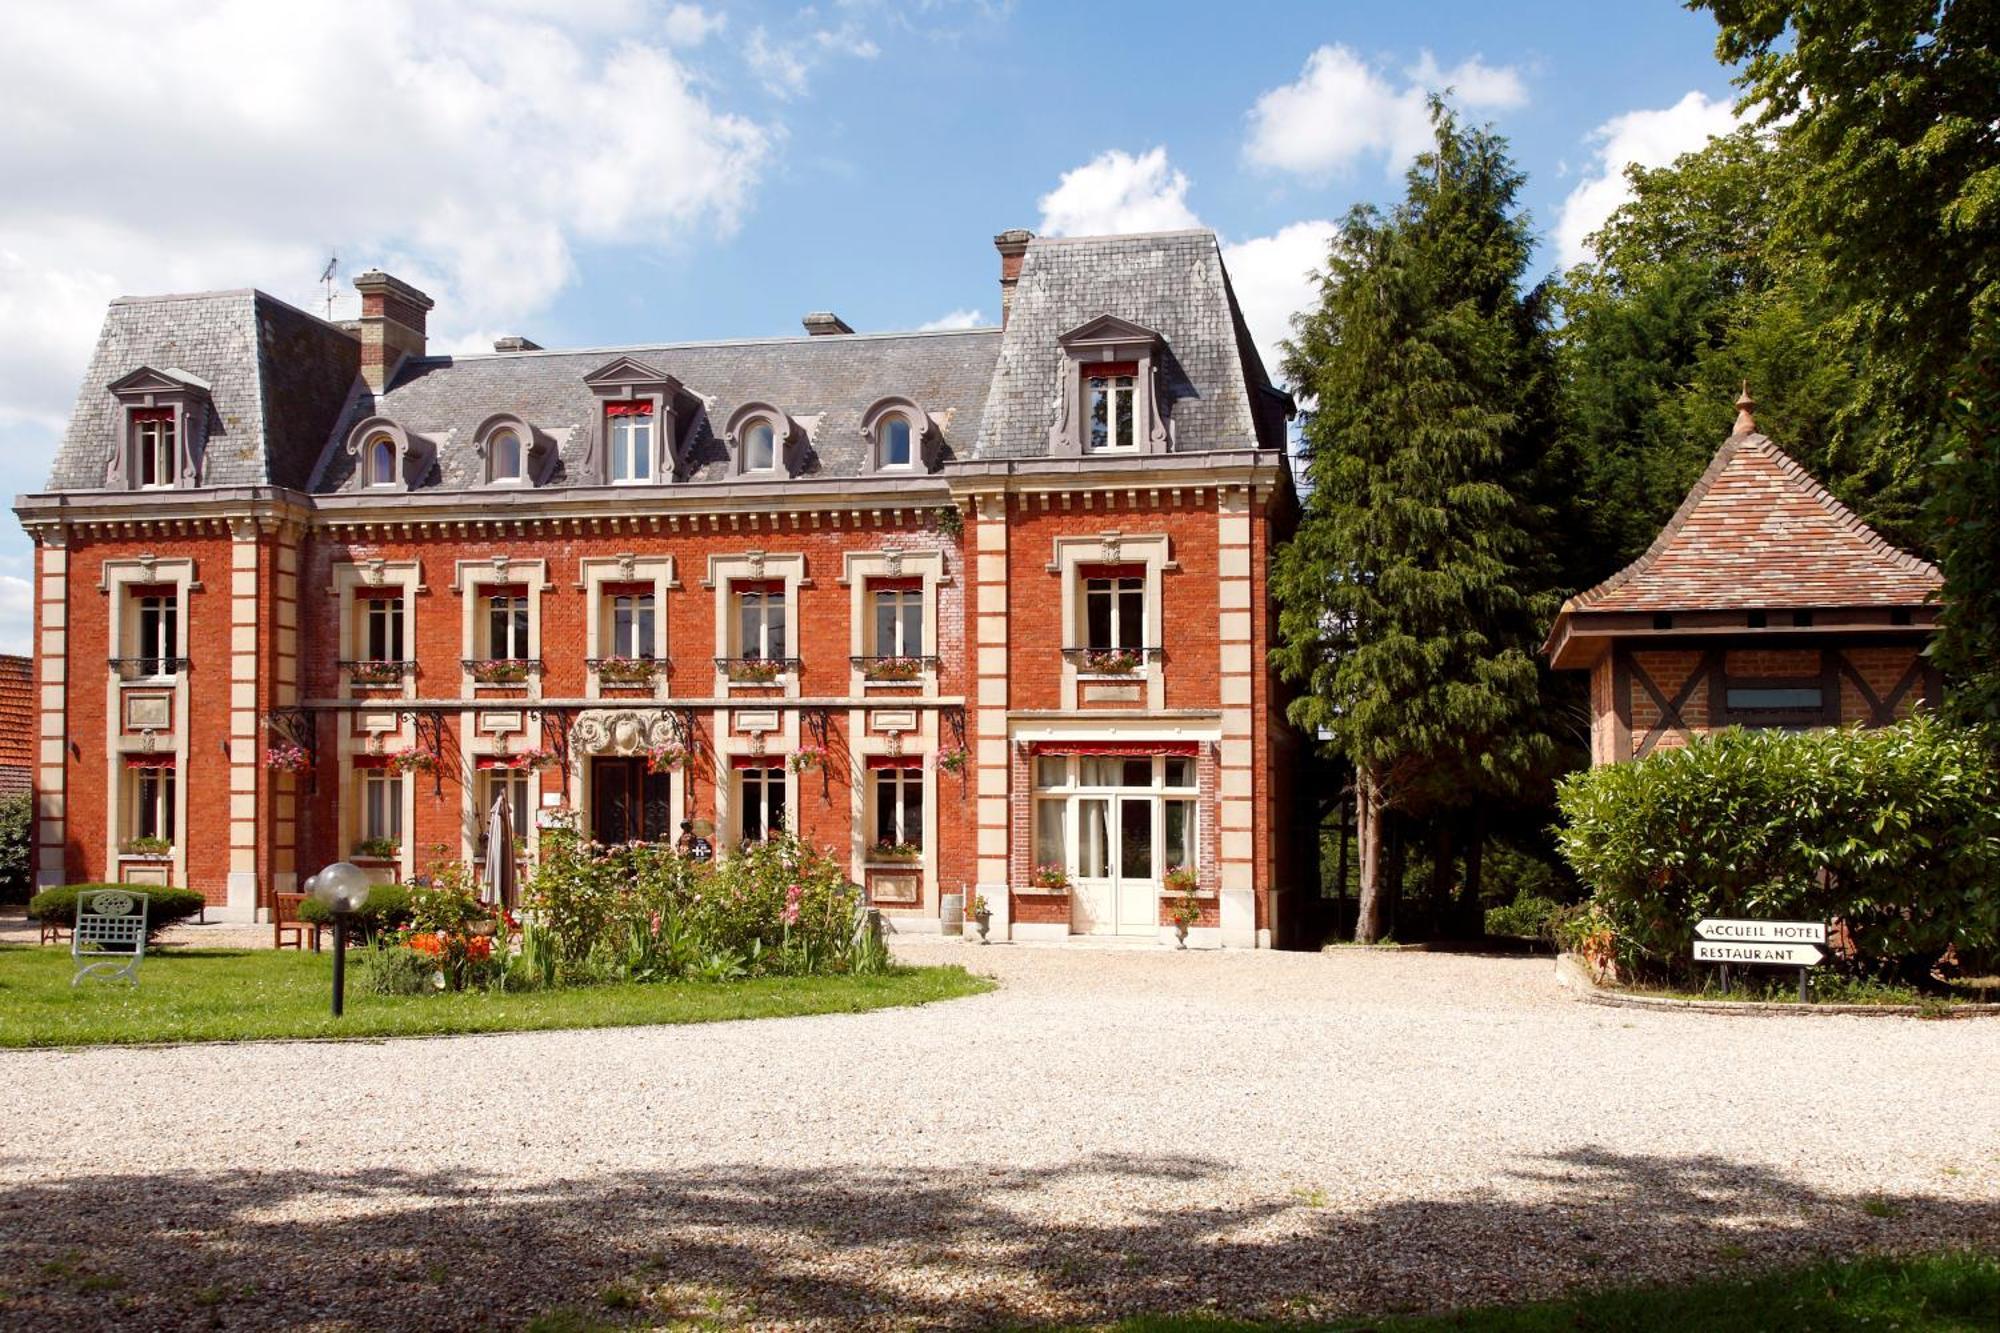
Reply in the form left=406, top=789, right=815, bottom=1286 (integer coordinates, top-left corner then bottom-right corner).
left=1175, top=920, right=1189, bottom=949
left=973, top=908, right=992, bottom=944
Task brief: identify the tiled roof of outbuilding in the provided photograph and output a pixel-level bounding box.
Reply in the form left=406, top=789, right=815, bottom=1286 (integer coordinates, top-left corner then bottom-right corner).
left=0, top=654, right=32, bottom=799
left=975, top=230, right=1286, bottom=457
left=1565, top=431, right=1943, bottom=613
left=44, top=291, right=360, bottom=492
left=318, top=327, right=1002, bottom=492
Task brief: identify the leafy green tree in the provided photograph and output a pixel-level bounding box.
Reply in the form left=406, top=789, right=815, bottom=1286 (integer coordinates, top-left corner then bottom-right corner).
left=0, top=793, right=30, bottom=905
left=1272, top=103, right=1569, bottom=942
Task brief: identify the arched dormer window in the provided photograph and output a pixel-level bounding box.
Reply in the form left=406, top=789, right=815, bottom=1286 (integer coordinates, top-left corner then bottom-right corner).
left=860, top=397, right=936, bottom=474
left=723, top=402, right=799, bottom=478
left=472, top=413, right=547, bottom=487
left=343, top=416, right=428, bottom=493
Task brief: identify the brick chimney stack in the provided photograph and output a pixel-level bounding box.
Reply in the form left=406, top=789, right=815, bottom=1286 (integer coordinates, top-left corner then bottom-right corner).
left=353, top=270, right=434, bottom=393
left=802, top=311, right=854, bottom=336
left=993, top=229, right=1033, bottom=328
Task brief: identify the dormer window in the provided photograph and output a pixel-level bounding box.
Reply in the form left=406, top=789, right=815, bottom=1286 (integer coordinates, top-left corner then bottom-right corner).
left=473, top=413, right=546, bottom=487
left=1048, top=316, right=1172, bottom=458
left=343, top=416, right=427, bottom=493
left=860, top=397, right=935, bottom=474
left=133, top=410, right=177, bottom=487
left=366, top=435, right=398, bottom=487
left=490, top=431, right=522, bottom=482
left=1086, top=366, right=1138, bottom=453
left=607, top=403, right=654, bottom=482
left=724, top=403, right=798, bottom=478
left=880, top=415, right=912, bottom=466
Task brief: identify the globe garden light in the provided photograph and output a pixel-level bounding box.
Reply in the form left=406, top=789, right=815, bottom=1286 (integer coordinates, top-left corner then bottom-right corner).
left=310, top=861, right=372, bottom=1017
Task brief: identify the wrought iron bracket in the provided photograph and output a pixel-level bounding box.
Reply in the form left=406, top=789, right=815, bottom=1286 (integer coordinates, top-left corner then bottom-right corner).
left=527, top=705, right=582, bottom=785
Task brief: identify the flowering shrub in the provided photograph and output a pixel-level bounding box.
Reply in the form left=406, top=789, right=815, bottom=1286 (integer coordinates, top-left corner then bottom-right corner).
left=1162, top=864, right=1198, bottom=895
left=644, top=744, right=691, bottom=773
left=1170, top=883, right=1203, bottom=931
left=935, top=748, right=969, bottom=775
left=399, top=863, right=509, bottom=991
left=265, top=744, right=310, bottom=773
left=1030, top=863, right=1072, bottom=892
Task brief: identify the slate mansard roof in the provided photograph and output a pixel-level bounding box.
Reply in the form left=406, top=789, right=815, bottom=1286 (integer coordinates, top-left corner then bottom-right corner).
left=36, top=229, right=1285, bottom=498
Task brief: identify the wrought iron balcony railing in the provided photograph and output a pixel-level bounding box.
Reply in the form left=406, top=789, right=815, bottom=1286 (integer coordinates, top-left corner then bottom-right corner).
left=715, top=655, right=800, bottom=684
left=850, top=654, right=939, bottom=681
left=109, top=656, right=189, bottom=680
left=1061, top=646, right=1163, bottom=677
left=462, top=657, right=544, bottom=685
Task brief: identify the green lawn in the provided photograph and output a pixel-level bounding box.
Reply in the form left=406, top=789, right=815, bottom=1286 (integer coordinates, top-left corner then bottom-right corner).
left=1073, top=1252, right=2000, bottom=1333
left=0, top=944, right=991, bottom=1048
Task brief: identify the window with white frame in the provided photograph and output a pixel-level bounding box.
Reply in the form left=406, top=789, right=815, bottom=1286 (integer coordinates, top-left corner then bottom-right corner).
left=871, top=585, right=923, bottom=657
left=1032, top=753, right=1196, bottom=881
left=133, top=410, right=176, bottom=488
left=738, top=765, right=785, bottom=843
left=362, top=596, right=404, bottom=662
left=134, top=591, right=179, bottom=676
left=1083, top=573, right=1145, bottom=651
left=366, top=434, right=399, bottom=487
left=743, top=420, right=777, bottom=472
left=879, top=413, right=913, bottom=468
left=736, top=585, right=787, bottom=660
left=477, top=769, right=529, bottom=859
left=608, top=592, right=655, bottom=659
left=872, top=765, right=924, bottom=852
left=486, top=590, right=530, bottom=659
left=607, top=406, right=653, bottom=483
left=489, top=429, right=523, bottom=483
left=361, top=768, right=403, bottom=845
left=1086, top=366, right=1138, bottom=453
left=127, top=765, right=175, bottom=847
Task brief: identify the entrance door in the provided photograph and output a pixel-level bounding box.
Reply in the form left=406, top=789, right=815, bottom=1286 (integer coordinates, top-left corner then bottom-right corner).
left=590, top=757, right=673, bottom=845
left=1114, top=795, right=1157, bottom=934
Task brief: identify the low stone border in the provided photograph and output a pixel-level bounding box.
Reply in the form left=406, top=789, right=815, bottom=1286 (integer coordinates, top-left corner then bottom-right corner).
left=1553, top=952, right=2000, bottom=1019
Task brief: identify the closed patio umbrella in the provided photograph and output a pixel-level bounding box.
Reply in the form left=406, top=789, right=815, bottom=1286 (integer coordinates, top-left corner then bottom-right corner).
left=481, top=792, right=517, bottom=908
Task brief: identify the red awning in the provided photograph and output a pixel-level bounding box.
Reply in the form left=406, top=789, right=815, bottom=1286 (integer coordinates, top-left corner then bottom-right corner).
left=730, top=754, right=786, bottom=770
left=1031, top=740, right=1199, bottom=757
left=603, top=400, right=653, bottom=416
left=130, top=407, right=174, bottom=422
left=123, top=754, right=175, bottom=769
left=865, top=755, right=924, bottom=769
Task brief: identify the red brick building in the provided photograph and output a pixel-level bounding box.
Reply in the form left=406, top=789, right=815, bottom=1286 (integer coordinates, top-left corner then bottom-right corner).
left=14, top=228, right=1306, bottom=946
left=1545, top=394, right=1943, bottom=762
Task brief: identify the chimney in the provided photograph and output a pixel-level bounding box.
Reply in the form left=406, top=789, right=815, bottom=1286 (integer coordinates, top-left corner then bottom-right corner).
left=993, top=228, right=1034, bottom=328
left=492, top=335, right=542, bottom=352
left=802, top=311, right=854, bottom=336
left=352, top=270, right=435, bottom=393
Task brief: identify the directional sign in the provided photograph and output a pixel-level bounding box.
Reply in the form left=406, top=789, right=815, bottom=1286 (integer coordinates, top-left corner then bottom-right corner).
left=1695, top=918, right=1826, bottom=945
left=1693, top=940, right=1823, bottom=967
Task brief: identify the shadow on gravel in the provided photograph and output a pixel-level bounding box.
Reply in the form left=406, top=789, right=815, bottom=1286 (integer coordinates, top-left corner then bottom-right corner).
left=1, top=1147, right=1993, bottom=1329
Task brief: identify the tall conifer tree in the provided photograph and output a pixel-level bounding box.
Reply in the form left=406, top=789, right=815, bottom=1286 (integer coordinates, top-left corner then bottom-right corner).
left=1271, top=103, right=1567, bottom=942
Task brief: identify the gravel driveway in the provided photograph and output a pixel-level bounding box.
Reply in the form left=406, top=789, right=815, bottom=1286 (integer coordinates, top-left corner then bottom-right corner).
left=2, top=943, right=1996, bottom=1330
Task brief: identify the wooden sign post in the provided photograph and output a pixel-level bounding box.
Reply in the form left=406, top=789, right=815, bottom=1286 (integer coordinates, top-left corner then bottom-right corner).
left=1693, top=919, right=1826, bottom=1001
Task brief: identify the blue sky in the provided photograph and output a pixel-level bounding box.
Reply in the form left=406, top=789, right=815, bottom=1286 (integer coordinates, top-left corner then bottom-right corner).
left=0, top=0, right=1748, bottom=653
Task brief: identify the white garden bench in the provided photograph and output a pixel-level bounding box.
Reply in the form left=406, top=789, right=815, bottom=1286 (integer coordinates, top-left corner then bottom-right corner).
left=71, top=889, right=150, bottom=987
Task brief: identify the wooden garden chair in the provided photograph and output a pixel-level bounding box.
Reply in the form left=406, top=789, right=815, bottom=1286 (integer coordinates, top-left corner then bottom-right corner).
left=273, top=891, right=320, bottom=951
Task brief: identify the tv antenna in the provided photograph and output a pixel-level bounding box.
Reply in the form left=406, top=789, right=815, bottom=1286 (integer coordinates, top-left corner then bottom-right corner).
left=319, top=252, right=338, bottom=319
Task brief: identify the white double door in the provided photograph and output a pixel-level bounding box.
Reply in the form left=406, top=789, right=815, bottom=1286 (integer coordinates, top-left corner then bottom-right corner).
left=1073, top=794, right=1159, bottom=936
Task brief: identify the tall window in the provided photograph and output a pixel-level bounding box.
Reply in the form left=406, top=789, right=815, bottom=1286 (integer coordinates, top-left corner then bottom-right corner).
left=873, top=766, right=924, bottom=850
left=477, top=769, right=529, bottom=858
left=737, top=586, right=787, bottom=660
left=609, top=592, right=655, bottom=658
left=872, top=586, right=923, bottom=657
left=490, top=430, right=523, bottom=483
left=1084, top=575, right=1145, bottom=651
left=367, top=435, right=398, bottom=486
left=739, top=766, right=786, bottom=843
left=1086, top=368, right=1136, bottom=452
left=608, top=406, right=653, bottom=482
left=880, top=414, right=912, bottom=467
left=1033, top=753, right=1196, bottom=880
left=130, top=766, right=175, bottom=845
left=362, top=769, right=402, bottom=844
left=133, top=410, right=176, bottom=488
left=363, top=597, right=404, bottom=662
left=744, top=420, right=777, bottom=472
left=487, top=591, right=530, bottom=659
left=136, top=593, right=178, bottom=676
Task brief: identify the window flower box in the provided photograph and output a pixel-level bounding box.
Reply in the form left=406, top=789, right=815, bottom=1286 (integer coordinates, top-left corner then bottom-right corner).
left=869, top=840, right=921, bottom=863
left=720, top=657, right=786, bottom=684
left=1162, top=865, right=1199, bottom=895
left=353, top=837, right=400, bottom=860
left=592, top=656, right=660, bottom=685
left=387, top=749, right=434, bottom=774
left=120, top=836, right=172, bottom=857
left=1078, top=648, right=1144, bottom=676
left=859, top=655, right=927, bottom=682
left=788, top=746, right=825, bottom=773
left=343, top=659, right=408, bottom=686
left=1029, top=863, right=1072, bottom=893
left=466, top=658, right=535, bottom=685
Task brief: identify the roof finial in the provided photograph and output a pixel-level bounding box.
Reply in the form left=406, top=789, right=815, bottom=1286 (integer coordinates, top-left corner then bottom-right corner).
left=1733, top=380, right=1757, bottom=436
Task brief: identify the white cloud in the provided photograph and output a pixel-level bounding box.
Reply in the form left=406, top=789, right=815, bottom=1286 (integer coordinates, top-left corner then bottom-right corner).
left=1244, top=45, right=1527, bottom=180
left=746, top=18, right=879, bottom=99
left=0, top=575, right=28, bottom=656
left=0, top=0, right=773, bottom=430
left=1221, top=221, right=1335, bottom=385
left=661, top=3, right=725, bottom=45
left=918, top=308, right=986, bottom=331
left=1036, top=147, right=1201, bottom=238
left=1555, top=91, right=1744, bottom=268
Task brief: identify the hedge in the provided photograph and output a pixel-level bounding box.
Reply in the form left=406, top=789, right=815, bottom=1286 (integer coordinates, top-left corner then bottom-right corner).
left=296, top=882, right=414, bottom=938
left=1555, top=717, right=2000, bottom=982
left=28, top=884, right=207, bottom=941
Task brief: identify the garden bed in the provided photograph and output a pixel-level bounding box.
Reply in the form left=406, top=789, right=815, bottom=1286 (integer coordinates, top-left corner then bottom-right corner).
left=0, top=945, right=991, bottom=1048
left=1554, top=953, right=2000, bottom=1019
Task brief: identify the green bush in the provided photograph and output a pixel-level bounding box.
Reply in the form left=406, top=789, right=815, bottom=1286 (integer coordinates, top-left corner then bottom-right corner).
left=297, top=883, right=414, bottom=939
left=0, top=793, right=31, bottom=905
left=27, top=883, right=207, bottom=941
left=362, top=942, right=438, bottom=995
left=1484, top=893, right=1561, bottom=941
left=1555, top=718, right=2000, bottom=983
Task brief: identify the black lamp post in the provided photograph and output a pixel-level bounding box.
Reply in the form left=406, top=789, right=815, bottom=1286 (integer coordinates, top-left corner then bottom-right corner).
left=307, top=861, right=372, bottom=1018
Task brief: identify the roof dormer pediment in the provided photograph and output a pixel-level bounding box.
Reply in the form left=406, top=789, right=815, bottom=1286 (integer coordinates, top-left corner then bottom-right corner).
left=582, top=356, right=680, bottom=397
left=1056, top=314, right=1163, bottom=352
left=109, top=365, right=212, bottom=399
